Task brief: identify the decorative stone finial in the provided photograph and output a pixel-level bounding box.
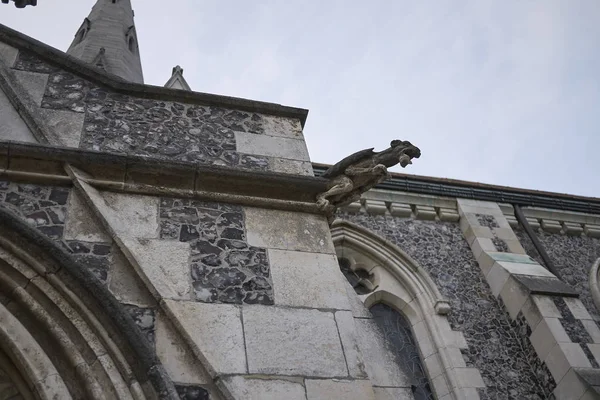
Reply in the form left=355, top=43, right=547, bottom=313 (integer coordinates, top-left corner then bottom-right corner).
left=1, top=0, right=37, bottom=7
left=172, top=65, right=184, bottom=75
left=316, top=140, right=421, bottom=216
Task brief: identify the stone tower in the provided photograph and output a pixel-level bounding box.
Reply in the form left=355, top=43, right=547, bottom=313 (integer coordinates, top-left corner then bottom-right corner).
left=67, top=0, right=144, bottom=83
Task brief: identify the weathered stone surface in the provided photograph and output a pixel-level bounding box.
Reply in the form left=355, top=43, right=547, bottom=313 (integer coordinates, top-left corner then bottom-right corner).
left=235, top=131, right=310, bottom=161
left=245, top=207, right=334, bottom=254
left=354, top=317, right=412, bottom=387
left=40, top=108, right=85, bottom=148
left=121, top=237, right=191, bottom=300
left=12, top=70, right=49, bottom=106
left=155, top=312, right=211, bottom=384
left=268, top=157, right=313, bottom=176
left=220, top=376, right=306, bottom=400
left=99, top=192, right=159, bottom=238
left=305, top=379, right=375, bottom=400
left=163, top=300, right=246, bottom=375
left=107, top=245, right=154, bottom=307
left=339, top=212, right=546, bottom=398
left=160, top=198, right=273, bottom=305
left=64, top=190, right=111, bottom=242
left=269, top=249, right=350, bottom=309
left=261, top=115, right=303, bottom=139
left=175, top=385, right=210, bottom=400
left=0, top=86, right=36, bottom=143
left=123, top=304, right=156, bottom=347
left=372, top=387, right=413, bottom=400
left=335, top=311, right=368, bottom=378
left=243, top=306, right=347, bottom=377
left=515, top=227, right=600, bottom=321
left=0, top=42, right=18, bottom=66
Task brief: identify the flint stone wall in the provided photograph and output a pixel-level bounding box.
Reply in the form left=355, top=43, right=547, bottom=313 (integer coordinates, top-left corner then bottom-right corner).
left=515, top=228, right=600, bottom=322
left=338, top=212, right=546, bottom=399
left=11, top=51, right=309, bottom=174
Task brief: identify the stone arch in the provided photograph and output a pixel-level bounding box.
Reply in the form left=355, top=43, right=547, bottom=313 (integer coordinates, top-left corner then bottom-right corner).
left=331, top=219, right=471, bottom=399
left=0, top=206, right=179, bottom=399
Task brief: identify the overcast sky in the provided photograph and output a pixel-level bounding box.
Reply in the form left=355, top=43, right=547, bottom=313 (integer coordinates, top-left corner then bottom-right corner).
left=1, top=1, right=598, bottom=197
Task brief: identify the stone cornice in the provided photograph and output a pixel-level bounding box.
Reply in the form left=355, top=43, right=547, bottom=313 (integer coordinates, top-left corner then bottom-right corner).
left=0, top=141, right=327, bottom=213
left=0, top=23, right=309, bottom=126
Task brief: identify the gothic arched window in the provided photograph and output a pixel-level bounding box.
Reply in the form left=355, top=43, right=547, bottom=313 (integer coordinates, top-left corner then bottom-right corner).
left=370, top=303, right=435, bottom=399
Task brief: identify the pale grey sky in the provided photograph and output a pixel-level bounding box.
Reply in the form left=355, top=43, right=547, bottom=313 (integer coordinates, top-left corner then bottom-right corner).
left=1, top=1, right=599, bottom=196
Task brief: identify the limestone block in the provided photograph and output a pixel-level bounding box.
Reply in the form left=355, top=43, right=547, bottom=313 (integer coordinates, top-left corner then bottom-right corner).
left=582, top=320, right=600, bottom=343
left=389, top=202, right=412, bottom=218
left=261, top=115, right=304, bottom=139
left=155, top=312, right=211, bottom=384
left=92, top=192, right=159, bottom=239
left=335, top=311, right=368, bottom=378
left=269, top=249, right=350, bottom=310
left=364, top=199, right=387, bottom=215
left=499, top=276, right=529, bottom=319
left=220, top=376, right=306, bottom=400
left=505, top=238, right=527, bottom=255
left=586, top=343, right=600, bottom=366
left=107, top=245, right=154, bottom=307
left=470, top=238, right=496, bottom=260
left=121, top=237, right=191, bottom=301
left=305, top=379, right=375, bottom=400
left=452, top=367, right=486, bottom=388
left=373, top=387, right=413, bottom=400
left=476, top=251, right=498, bottom=275
left=438, top=207, right=459, bottom=222
left=552, top=368, right=587, bottom=400
left=541, top=219, right=563, bottom=233
left=162, top=300, right=246, bottom=375
left=0, top=86, right=36, bottom=143
left=564, top=298, right=593, bottom=320
left=64, top=191, right=111, bottom=242
left=526, top=217, right=541, bottom=230
left=505, top=214, right=519, bottom=228
left=245, top=207, right=334, bottom=254
left=12, top=70, right=49, bottom=106
left=545, top=342, right=591, bottom=383
left=243, top=306, right=347, bottom=377
left=530, top=318, right=570, bottom=360
left=463, top=225, right=494, bottom=245
left=562, top=221, right=584, bottom=236
left=424, top=353, right=444, bottom=380
left=340, top=201, right=362, bottom=214
left=268, top=157, right=313, bottom=176
left=493, top=260, right=555, bottom=278
left=414, top=204, right=437, bottom=220
left=235, top=131, right=310, bottom=161
left=344, top=280, right=372, bottom=318
left=40, top=108, right=85, bottom=148
left=584, top=224, right=600, bottom=238
left=485, top=262, right=511, bottom=297
left=431, top=374, right=450, bottom=398
left=0, top=42, right=18, bottom=66
left=354, top=318, right=412, bottom=387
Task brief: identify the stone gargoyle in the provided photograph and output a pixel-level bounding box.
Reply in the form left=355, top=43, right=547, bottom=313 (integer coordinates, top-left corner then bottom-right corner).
left=1, top=0, right=37, bottom=7
left=316, top=140, right=421, bottom=213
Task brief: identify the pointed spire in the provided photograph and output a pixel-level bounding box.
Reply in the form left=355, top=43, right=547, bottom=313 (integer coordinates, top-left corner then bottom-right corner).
left=164, top=65, right=192, bottom=91
left=67, top=0, right=144, bottom=83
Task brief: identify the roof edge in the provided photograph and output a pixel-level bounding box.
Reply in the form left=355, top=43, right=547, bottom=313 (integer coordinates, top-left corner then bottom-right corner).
left=312, top=163, right=600, bottom=214
left=0, top=23, right=309, bottom=126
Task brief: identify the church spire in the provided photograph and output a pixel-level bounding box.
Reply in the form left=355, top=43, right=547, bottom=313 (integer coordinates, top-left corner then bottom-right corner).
left=66, top=0, right=144, bottom=84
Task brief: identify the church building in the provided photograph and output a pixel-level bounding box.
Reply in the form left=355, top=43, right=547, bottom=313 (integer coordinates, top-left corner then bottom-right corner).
left=0, top=1, right=599, bottom=399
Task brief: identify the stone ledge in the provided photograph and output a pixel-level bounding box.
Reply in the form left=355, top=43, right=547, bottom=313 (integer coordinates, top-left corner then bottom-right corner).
left=0, top=23, right=309, bottom=126
left=512, top=275, right=579, bottom=298
left=0, top=141, right=328, bottom=212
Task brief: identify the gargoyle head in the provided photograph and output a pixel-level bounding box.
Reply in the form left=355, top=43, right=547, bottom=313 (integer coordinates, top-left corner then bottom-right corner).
left=377, top=140, right=421, bottom=168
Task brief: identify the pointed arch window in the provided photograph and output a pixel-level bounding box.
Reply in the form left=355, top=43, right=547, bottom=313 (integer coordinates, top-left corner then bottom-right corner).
left=73, top=18, right=91, bottom=46
left=331, top=220, right=477, bottom=400
left=126, top=26, right=138, bottom=54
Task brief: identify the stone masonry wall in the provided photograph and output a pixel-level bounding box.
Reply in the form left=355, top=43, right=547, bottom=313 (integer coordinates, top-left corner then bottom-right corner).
left=10, top=50, right=310, bottom=175
left=516, top=228, right=600, bottom=322
left=338, top=211, right=546, bottom=399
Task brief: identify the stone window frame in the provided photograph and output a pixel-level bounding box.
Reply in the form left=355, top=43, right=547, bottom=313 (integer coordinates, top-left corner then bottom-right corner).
left=73, top=18, right=91, bottom=46
left=331, top=220, right=485, bottom=399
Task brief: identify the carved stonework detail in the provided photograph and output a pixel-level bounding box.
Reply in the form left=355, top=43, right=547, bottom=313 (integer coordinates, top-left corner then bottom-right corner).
left=317, top=140, right=420, bottom=217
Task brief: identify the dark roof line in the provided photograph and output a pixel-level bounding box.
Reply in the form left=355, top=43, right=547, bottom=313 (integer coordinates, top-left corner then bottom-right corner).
left=0, top=23, right=309, bottom=126
left=312, top=163, right=600, bottom=215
